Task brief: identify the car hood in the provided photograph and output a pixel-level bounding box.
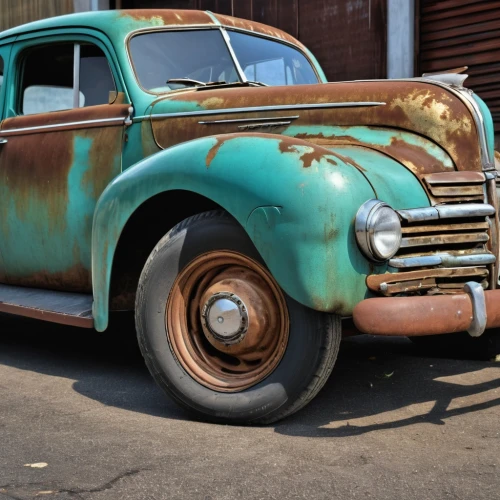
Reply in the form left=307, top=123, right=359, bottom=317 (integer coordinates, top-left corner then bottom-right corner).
left=148, top=80, right=481, bottom=173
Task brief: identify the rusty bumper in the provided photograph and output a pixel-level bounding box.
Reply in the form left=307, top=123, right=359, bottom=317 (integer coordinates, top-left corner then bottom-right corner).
left=353, top=286, right=500, bottom=337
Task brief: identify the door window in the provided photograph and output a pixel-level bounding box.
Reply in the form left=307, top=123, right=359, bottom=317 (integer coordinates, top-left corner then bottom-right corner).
left=20, top=42, right=116, bottom=115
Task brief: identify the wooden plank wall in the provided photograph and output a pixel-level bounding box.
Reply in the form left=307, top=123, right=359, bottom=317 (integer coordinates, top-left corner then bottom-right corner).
left=0, top=0, right=75, bottom=32
left=118, top=0, right=387, bottom=81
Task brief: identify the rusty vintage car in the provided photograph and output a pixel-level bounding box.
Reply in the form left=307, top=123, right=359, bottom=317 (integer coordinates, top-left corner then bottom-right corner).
left=0, top=9, right=499, bottom=424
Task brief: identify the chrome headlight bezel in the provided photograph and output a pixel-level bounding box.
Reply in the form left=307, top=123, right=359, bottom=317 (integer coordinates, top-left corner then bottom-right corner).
left=355, top=199, right=402, bottom=262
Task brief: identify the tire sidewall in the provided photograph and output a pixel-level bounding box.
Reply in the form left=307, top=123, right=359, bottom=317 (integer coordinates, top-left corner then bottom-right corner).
left=136, top=214, right=331, bottom=423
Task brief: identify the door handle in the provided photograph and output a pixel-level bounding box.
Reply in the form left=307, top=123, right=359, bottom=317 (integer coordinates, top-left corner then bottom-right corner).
left=0, top=138, right=7, bottom=145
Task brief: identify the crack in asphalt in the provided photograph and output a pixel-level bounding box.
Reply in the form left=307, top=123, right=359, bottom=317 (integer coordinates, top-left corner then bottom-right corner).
left=0, top=468, right=149, bottom=498
left=58, top=468, right=149, bottom=495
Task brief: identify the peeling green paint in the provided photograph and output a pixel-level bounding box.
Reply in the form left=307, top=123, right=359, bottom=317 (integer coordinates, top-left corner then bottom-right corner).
left=285, top=125, right=455, bottom=170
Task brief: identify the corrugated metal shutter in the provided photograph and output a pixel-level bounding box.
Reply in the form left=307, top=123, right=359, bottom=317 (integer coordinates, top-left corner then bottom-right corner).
left=418, top=0, right=500, bottom=133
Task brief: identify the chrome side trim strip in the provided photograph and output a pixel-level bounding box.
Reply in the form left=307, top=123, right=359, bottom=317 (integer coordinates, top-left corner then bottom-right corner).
left=0, top=116, right=126, bottom=135
left=464, top=281, right=487, bottom=337
left=199, top=115, right=300, bottom=125
left=149, top=101, right=385, bottom=120
left=397, top=203, right=495, bottom=222
left=238, top=121, right=292, bottom=130
left=389, top=253, right=496, bottom=269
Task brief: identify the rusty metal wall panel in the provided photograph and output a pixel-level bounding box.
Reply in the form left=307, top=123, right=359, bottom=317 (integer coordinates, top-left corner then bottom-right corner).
left=197, top=0, right=231, bottom=14
left=0, top=0, right=75, bottom=31
left=297, top=0, right=387, bottom=81
left=418, top=0, right=500, bottom=132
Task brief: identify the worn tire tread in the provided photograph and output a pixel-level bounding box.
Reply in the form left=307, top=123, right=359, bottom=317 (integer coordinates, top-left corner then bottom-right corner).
left=256, top=313, right=341, bottom=424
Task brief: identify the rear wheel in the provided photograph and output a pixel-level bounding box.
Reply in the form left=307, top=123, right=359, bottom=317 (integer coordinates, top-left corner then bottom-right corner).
left=135, top=210, right=341, bottom=424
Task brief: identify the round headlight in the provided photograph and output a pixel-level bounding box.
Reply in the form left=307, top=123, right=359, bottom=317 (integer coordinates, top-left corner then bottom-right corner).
left=355, top=200, right=402, bottom=262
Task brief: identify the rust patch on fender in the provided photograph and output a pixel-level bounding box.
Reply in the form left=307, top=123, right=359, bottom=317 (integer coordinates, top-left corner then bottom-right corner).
left=294, top=131, right=455, bottom=199
left=205, top=133, right=338, bottom=169
left=206, top=137, right=226, bottom=167
left=277, top=136, right=337, bottom=168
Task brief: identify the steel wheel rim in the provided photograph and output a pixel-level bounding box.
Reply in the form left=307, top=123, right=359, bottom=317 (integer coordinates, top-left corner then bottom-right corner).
left=166, top=250, right=290, bottom=392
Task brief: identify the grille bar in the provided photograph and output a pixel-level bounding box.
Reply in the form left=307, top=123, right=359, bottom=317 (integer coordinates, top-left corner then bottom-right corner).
left=389, top=253, right=496, bottom=269
left=398, top=203, right=495, bottom=222
left=400, top=232, right=489, bottom=248
left=401, top=221, right=489, bottom=234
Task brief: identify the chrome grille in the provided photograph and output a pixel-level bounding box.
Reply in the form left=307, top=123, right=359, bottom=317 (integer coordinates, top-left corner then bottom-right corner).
left=368, top=171, right=498, bottom=296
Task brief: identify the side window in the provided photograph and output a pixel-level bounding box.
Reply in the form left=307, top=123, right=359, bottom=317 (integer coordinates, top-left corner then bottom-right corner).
left=21, top=44, right=75, bottom=115
left=20, top=42, right=116, bottom=115
left=80, top=44, right=115, bottom=106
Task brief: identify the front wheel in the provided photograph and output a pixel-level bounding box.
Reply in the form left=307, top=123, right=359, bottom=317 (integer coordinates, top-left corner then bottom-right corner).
left=135, top=210, right=341, bottom=424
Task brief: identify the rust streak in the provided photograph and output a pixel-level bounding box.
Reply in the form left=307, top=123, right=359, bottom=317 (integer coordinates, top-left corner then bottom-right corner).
left=205, top=137, right=225, bottom=168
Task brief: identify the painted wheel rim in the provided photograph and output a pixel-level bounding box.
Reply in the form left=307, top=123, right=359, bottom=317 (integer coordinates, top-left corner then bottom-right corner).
left=166, top=251, right=290, bottom=392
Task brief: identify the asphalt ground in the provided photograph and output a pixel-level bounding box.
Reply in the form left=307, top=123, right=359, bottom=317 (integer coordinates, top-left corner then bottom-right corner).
left=0, top=313, right=499, bottom=500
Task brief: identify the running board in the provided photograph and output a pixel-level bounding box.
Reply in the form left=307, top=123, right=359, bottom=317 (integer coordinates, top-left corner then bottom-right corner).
left=0, top=284, right=94, bottom=328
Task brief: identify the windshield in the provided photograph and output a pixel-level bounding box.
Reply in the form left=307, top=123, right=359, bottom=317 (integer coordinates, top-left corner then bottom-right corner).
left=129, top=29, right=240, bottom=92
left=227, top=31, right=318, bottom=86
left=129, top=28, right=319, bottom=92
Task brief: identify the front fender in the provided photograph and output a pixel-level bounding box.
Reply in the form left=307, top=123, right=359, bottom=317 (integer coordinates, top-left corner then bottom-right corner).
left=91, top=133, right=425, bottom=331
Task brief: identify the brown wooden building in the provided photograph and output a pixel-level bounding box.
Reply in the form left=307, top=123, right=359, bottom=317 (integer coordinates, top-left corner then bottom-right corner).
left=1, top=0, right=499, bottom=142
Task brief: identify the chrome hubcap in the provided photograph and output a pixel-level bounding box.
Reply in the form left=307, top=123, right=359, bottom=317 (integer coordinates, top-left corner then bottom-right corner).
left=201, top=292, right=248, bottom=344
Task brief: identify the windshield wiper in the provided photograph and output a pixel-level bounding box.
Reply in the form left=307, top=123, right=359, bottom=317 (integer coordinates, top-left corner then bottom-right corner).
left=167, top=78, right=207, bottom=87
left=167, top=78, right=269, bottom=89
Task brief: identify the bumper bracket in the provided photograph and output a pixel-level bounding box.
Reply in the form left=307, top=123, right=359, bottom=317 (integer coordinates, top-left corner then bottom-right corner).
left=464, top=281, right=487, bottom=337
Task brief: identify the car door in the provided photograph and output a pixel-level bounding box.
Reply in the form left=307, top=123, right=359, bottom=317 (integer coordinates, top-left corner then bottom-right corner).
left=0, top=35, right=131, bottom=292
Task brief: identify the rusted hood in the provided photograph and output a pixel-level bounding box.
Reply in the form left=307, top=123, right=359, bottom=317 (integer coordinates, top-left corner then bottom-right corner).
left=149, top=80, right=480, bottom=172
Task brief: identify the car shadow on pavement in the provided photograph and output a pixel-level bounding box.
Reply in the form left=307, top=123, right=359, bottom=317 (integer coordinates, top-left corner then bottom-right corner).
left=274, top=335, right=500, bottom=438
left=0, top=313, right=499, bottom=433
left=0, top=312, right=189, bottom=421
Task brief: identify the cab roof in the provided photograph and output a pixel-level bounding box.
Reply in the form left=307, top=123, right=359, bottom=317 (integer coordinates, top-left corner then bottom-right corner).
left=0, top=9, right=303, bottom=49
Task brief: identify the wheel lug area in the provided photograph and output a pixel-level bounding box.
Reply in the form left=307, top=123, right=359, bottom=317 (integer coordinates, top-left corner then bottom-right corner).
left=201, top=292, right=248, bottom=345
